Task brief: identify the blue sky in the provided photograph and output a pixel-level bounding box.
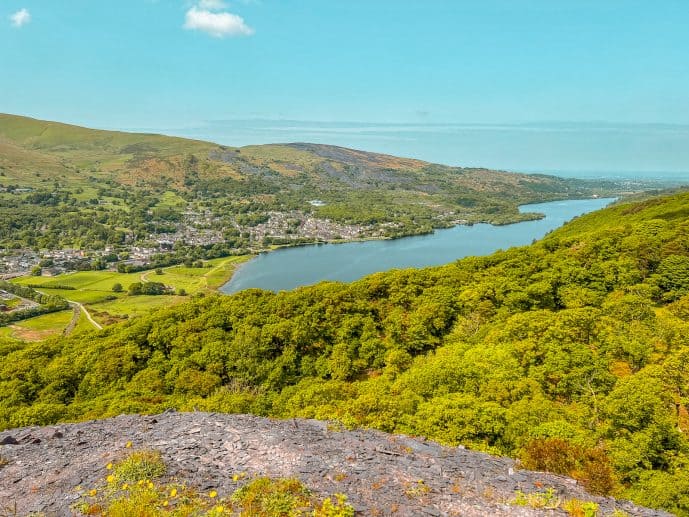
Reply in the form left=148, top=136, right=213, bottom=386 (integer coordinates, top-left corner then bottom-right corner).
left=2, top=1, right=689, bottom=173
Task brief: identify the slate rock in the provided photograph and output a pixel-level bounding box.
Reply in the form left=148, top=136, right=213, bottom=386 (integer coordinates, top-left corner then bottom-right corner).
left=0, top=435, right=18, bottom=445
left=0, top=412, right=673, bottom=517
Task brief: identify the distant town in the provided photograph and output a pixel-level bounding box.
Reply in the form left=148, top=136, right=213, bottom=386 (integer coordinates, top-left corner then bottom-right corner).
left=0, top=204, right=388, bottom=278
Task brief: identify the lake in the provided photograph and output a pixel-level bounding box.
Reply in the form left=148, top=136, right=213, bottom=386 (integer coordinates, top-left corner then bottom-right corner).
left=221, top=197, right=616, bottom=293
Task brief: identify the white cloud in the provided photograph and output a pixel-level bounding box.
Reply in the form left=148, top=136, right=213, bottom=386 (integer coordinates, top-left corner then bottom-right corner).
left=198, top=0, right=227, bottom=9
left=10, top=8, right=31, bottom=28
left=184, top=6, right=254, bottom=38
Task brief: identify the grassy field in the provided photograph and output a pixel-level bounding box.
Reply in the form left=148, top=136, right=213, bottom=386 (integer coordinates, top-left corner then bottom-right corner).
left=0, top=310, right=74, bottom=341
left=16, top=271, right=145, bottom=291
left=7, top=255, right=250, bottom=339
left=154, top=190, right=187, bottom=209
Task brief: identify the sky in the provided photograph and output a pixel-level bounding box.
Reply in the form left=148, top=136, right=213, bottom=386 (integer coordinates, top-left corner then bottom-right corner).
left=2, top=1, right=689, bottom=175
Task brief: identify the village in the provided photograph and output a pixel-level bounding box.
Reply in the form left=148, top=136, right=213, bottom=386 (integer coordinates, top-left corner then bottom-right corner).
left=0, top=205, right=379, bottom=278
left=247, top=210, right=382, bottom=242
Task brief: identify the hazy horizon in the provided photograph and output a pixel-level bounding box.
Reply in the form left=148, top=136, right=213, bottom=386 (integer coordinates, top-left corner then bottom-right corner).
left=4, top=1, right=688, bottom=180
left=119, top=119, right=689, bottom=181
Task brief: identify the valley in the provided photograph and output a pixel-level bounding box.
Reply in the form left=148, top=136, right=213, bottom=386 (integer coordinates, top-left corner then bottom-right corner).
left=3, top=4, right=688, bottom=516
left=1, top=113, right=635, bottom=280
left=2, top=188, right=689, bottom=514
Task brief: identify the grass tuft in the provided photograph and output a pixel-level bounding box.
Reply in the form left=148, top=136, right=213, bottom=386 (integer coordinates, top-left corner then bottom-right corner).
left=111, top=450, right=166, bottom=483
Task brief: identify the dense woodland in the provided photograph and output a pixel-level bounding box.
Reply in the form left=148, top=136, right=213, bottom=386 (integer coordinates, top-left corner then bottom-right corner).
left=2, top=190, right=689, bottom=514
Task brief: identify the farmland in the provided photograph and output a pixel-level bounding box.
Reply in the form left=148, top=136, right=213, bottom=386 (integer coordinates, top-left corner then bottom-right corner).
left=7, top=256, right=248, bottom=338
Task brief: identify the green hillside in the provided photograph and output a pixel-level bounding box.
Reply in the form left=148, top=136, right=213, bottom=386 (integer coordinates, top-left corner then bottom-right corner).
left=0, top=113, right=624, bottom=255
left=2, top=189, right=689, bottom=514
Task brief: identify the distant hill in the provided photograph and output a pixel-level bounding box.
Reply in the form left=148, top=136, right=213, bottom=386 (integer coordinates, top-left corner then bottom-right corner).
left=0, top=113, right=619, bottom=231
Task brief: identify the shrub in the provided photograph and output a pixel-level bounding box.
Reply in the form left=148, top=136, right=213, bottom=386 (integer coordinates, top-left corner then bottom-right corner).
left=112, top=450, right=166, bottom=483
left=76, top=452, right=355, bottom=517
left=231, top=477, right=311, bottom=516
left=521, top=438, right=577, bottom=475
left=521, top=438, right=616, bottom=495
left=512, top=488, right=559, bottom=509
left=562, top=499, right=599, bottom=517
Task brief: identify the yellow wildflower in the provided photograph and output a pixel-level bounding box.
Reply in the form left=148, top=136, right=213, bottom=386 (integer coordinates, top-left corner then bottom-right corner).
left=106, top=463, right=113, bottom=470
left=89, top=489, right=97, bottom=497
left=106, top=475, right=115, bottom=484
left=125, top=441, right=133, bottom=448
left=122, top=483, right=129, bottom=490
left=162, top=501, right=169, bottom=507
left=147, top=481, right=154, bottom=489
left=215, top=505, right=225, bottom=513
left=232, top=474, right=239, bottom=482
left=209, top=490, right=218, bottom=498
left=170, top=488, right=178, bottom=497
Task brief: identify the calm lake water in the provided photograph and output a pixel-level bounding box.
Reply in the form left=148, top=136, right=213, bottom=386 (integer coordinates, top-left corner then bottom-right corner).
left=221, top=197, right=616, bottom=293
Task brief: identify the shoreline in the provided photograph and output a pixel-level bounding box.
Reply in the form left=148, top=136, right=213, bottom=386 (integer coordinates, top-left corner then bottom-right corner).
left=221, top=196, right=618, bottom=294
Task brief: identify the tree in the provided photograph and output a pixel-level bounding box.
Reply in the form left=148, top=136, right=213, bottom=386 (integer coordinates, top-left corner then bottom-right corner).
left=112, top=283, right=123, bottom=293
left=128, top=282, right=143, bottom=296
left=654, top=255, right=689, bottom=301
left=141, top=282, right=166, bottom=295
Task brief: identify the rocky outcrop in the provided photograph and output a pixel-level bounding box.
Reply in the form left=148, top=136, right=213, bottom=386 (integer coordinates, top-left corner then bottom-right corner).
left=0, top=412, right=670, bottom=516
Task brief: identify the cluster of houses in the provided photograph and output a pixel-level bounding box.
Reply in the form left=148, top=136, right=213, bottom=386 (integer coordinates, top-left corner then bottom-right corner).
left=1, top=248, right=95, bottom=277
left=153, top=228, right=225, bottom=248
left=249, top=211, right=379, bottom=242
left=0, top=199, right=384, bottom=277
left=0, top=250, right=41, bottom=277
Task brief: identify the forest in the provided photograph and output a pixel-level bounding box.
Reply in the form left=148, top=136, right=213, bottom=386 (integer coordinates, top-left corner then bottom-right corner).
left=1, top=189, right=689, bottom=514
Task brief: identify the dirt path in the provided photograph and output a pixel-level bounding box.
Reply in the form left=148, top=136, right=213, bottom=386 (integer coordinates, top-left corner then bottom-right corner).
left=30, top=288, right=99, bottom=333
left=62, top=303, right=81, bottom=336
left=141, top=268, right=173, bottom=289
left=66, top=300, right=102, bottom=330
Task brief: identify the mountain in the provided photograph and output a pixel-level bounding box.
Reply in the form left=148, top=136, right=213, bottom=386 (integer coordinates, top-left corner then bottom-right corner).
left=2, top=188, right=689, bottom=514
left=0, top=113, right=599, bottom=199
left=0, top=113, right=624, bottom=257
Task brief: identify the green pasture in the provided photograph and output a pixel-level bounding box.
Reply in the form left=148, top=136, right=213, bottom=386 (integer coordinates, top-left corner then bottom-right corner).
left=18, top=310, right=73, bottom=331
left=91, top=295, right=186, bottom=322
left=155, top=190, right=187, bottom=208
left=8, top=255, right=250, bottom=338
left=0, top=310, right=73, bottom=341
